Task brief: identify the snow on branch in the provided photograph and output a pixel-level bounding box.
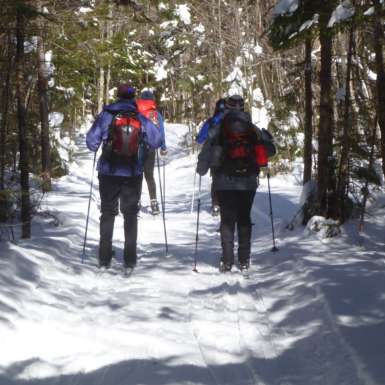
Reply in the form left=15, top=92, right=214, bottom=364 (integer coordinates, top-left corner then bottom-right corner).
left=328, top=1, right=355, bottom=28
left=273, top=0, right=299, bottom=17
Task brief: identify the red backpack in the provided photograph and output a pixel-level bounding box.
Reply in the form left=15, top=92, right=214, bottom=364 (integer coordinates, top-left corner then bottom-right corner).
left=103, top=111, right=142, bottom=166
left=136, top=99, right=159, bottom=127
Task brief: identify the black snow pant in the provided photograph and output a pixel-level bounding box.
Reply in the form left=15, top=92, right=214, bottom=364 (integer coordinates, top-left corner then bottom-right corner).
left=143, top=150, right=157, bottom=201
left=217, top=190, right=256, bottom=266
left=211, top=184, right=219, bottom=208
left=98, top=174, right=142, bottom=267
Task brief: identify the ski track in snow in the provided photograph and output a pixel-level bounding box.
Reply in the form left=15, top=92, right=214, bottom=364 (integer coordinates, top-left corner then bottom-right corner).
left=0, top=124, right=384, bottom=385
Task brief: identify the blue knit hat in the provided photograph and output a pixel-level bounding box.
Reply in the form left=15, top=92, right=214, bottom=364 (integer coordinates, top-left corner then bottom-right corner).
left=140, top=90, right=155, bottom=100
left=117, top=84, right=136, bottom=99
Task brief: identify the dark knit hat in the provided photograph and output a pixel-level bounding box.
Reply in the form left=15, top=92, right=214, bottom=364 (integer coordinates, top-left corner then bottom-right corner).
left=226, top=94, right=244, bottom=110
left=117, top=84, right=136, bottom=99
left=140, top=90, right=155, bottom=100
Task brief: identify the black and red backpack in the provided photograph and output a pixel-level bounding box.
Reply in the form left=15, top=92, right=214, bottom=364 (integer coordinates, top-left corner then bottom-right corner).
left=219, top=110, right=257, bottom=176
left=102, top=110, right=143, bottom=168
left=219, top=110, right=274, bottom=176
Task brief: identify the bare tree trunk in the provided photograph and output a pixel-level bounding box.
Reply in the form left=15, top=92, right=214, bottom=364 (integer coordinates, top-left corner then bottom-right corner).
left=82, top=86, right=86, bottom=120
left=359, top=115, right=377, bottom=233
left=373, top=0, right=385, bottom=178
left=169, top=76, right=177, bottom=121
left=317, top=4, right=335, bottom=217
left=97, top=19, right=105, bottom=113
left=105, top=1, right=113, bottom=104
left=71, top=107, right=77, bottom=143
left=16, top=7, right=31, bottom=238
left=303, top=37, right=313, bottom=185
left=336, top=26, right=354, bottom=221
left=0, top=34, right=12, bottom=191
left=97, top=66, right=105, bottom=113
left=217, top=0, right=224, bottom=93
left=37, top=0, right=51, bottom=192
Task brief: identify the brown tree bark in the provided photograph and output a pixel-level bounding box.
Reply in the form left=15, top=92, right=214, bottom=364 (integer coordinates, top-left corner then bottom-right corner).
left=336, top=27, right=354, bottom=222
left=373, top=0, right=385, bottom=178
left=16, top=5, right=31, bottom=238
left=303, top=37, right=313, bottom=185
left=105, top=0, right=113, bottom=105
left=0, top=34, right=12, bottom=191
left=317, top=2, right=335, bottom=217
left=37, top=0, right=51, bottom=192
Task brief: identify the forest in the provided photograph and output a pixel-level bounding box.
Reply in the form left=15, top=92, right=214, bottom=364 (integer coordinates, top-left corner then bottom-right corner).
left=0, top=0, right=384, bottom=239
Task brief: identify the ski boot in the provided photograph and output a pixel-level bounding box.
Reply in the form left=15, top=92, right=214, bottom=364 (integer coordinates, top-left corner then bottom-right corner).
left=219, top=259, right=232, bottom=272
left=150, top=199, right=160, bottom=215
left=239, top=260, right=250, bottom=271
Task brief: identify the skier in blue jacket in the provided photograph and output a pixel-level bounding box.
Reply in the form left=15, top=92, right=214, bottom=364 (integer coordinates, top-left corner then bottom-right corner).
left=196, top=98, right=226, bottom=144
left=196, top=98, right=226, bottom=215
left=86, top=84, right=162, bottom=269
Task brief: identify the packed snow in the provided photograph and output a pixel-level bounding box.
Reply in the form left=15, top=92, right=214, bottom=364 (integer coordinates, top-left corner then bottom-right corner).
left=0, top=123, right=385, bottom=385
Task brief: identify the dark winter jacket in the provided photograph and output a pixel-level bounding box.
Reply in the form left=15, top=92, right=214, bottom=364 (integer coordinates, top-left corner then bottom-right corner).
left=196, top=110, right=260, bottom=191
left=86, top=99, right=162, bottom=177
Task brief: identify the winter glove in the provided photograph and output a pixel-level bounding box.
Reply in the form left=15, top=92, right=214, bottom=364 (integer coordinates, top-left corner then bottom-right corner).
left=160, top=148, right=168, bottom=156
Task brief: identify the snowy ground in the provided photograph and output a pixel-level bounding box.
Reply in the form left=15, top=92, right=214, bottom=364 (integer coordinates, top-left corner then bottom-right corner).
left=0, top=123, right=385, bottom=385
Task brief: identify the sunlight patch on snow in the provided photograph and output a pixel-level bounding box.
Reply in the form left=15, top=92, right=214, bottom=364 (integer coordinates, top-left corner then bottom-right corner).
left=337, top=315, right=384, bottom=328
left=274, top=320, right=322, bottom=348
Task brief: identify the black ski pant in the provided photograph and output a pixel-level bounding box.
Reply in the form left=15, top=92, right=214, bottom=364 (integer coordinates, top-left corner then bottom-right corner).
left=211, top=184, right=219, bottom=208
left=143, top=150, right=157, bottom=201
left=217, top=190, right=256, bottom=266
left=98, top=174, right=142, bottom=267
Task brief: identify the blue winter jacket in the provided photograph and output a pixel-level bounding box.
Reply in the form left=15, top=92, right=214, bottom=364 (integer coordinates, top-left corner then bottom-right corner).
left=196, top=112, right=224, bottom=144
left=86, top=99, right=162, bottom=177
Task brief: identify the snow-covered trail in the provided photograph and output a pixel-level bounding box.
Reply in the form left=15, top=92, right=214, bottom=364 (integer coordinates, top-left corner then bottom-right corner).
left=1, top=123, right=384, bottom=385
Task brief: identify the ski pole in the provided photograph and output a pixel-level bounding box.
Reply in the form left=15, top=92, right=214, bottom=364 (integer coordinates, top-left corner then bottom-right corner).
left=156, top=150, right=168, bottom=255
left=162, top=155, right=166, bottom=210
left=193, top=175, right=202, bottom=272
left=81, top=151, right=97, bottom=263
left=191, top=166, right=197, bottom=213
left=266, top=170, right=278, bottom=252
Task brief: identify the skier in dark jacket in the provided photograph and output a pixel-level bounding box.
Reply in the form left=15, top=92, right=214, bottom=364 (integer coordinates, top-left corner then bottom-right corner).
left=196, top=98, right=226, bottom=216
left=86, top=84, right=162, bottom=269
left=197, top=95, right=260, bottom=272
left=136, top=90, right=167, bottom=215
